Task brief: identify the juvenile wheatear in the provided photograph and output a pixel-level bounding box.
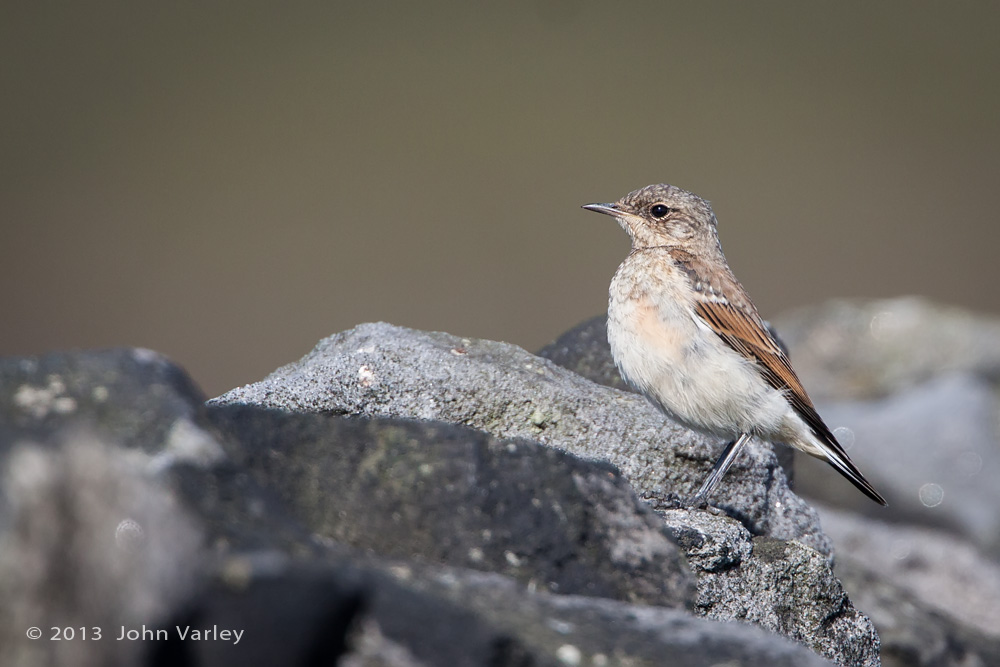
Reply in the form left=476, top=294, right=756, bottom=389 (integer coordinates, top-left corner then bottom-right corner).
left=583, top=184, right=886, bottom=506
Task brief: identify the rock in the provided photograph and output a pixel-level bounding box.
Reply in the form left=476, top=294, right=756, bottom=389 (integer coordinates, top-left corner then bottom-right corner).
left=165, top=456, right=327, bottom=557
left=151, top=550, right=832, bottom=667
left=818, top=505, right=1000, bottom=641
left=0, top=348, right=211, bottom=459
left=771, top=296, right=1000, bottom=401
left=806, top=374, right=1000, bottom=555
left=1, top=344, right=879, bottom=666
left=0, top=437, right=202, bottom=667
left=542, top=304, right=1000, bottom=555
left=210, top=323, right=886, bottom=665
left=835, top=560, right=999, bottom=667
left=663, top=509, right=878, bottom=666
left=150, top=558, right=364, bottom=667
left=361, top=557, right=836, bottom=667
left=203, top=404, right=696, bottom=608
left=211, top=322, right=829, bottom=555
left=816, top=505, right=1000, bottom=666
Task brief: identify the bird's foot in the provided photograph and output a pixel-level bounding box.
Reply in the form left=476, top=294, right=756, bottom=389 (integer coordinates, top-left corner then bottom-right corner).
left=681, top=494, right=725, bottom=515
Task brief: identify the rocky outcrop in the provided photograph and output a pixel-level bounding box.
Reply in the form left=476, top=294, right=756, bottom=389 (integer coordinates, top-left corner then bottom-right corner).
left=16, top=295, right=994, bottom=666
left=211, top=322, right=877, bottom=665
left=2, top=338, right=871, bottom=666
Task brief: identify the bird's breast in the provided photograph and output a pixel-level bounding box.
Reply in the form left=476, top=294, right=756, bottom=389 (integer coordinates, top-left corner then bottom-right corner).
left=606, top=256, right=786, bottom=437
left=607, top=258, right=701, bottom=395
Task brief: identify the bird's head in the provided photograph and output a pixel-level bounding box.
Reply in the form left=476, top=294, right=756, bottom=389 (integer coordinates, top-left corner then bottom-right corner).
left=583, top=183, right=718, bottom=251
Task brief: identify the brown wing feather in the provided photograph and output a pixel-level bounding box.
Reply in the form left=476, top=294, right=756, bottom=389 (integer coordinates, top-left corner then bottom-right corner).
left=694, top=299, right=844, bottom=447
left=694, top=300, right=808, bottom=402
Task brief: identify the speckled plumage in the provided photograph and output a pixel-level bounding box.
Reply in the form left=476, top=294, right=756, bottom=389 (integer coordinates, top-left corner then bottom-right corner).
left=584, top=184, right=886, bottom=506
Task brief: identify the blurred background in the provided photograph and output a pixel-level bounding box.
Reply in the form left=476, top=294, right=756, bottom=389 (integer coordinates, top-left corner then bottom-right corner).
left=2, top=2, right=997, bottom=397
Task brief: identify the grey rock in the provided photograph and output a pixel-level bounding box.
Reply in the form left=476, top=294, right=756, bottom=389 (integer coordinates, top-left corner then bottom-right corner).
left=166, top=456, right=327, bottom=557
left=211, top=322, right=829, bottom=555
left=2, top=348, right=698, bottom=610
left=164, top=550, right=833, bottom=667
left=807, top=374, right=1000, bottom=555
left=204, top=404, right=696, bottom=608
left=151, top=558, right=364, bottom=667
left=834, top=559, right=999, bottom=667
left=772, top=296, right=1000, bottom=401
left=664, top=509, right=878, bottom=667
left=0, top=437, right=202, bottom=667
left=0, top=348, right=210, bottom=458
left=817, top=505, right=1000, bottom=646
left=0, top=347, right=846, bottom=667
left=0, top=347, right=296, bottom=553
left=210, top=323, right=887, bottom=665
left=371, top=558, right=836, bottom=667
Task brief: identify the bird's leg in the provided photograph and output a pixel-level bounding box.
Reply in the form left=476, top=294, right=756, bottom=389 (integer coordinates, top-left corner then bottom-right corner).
left=686, top=432, right=754, bottom=507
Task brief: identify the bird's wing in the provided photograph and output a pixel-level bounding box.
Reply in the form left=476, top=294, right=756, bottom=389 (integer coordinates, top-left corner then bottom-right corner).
left=694, top=298, right=820, bottom=418
left=667, top=248, right=832, bottom=443
left=667, top=248, right=886, bottom=504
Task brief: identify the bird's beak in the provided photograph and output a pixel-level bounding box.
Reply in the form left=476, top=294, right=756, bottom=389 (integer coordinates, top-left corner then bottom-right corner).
left=582, top=203, right=619, bottom=217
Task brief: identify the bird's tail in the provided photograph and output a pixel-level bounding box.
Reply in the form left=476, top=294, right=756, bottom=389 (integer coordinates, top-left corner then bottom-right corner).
left=809, top=429, right=888, bottom=506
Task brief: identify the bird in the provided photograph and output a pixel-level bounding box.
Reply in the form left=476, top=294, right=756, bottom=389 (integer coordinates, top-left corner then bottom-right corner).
left=583, top=183, right=887, bottom=506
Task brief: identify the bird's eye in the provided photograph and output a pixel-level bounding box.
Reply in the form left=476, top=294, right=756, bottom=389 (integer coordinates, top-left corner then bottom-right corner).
left=650, top=204, right=672, bottom=218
